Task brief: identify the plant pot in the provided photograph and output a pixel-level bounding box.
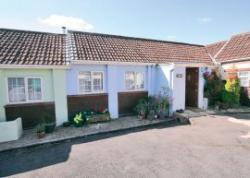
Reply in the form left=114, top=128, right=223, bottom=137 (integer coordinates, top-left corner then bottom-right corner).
left=45, top=123, right=56, bottom=133
left=37, top=131, right=46, bottom=139
left=87, top=113, right=110, bottom=124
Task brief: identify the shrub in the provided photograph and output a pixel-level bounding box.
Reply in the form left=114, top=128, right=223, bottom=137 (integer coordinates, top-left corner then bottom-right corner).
left=240, top=87, right=250, bottom=106
left=223, top=78, right=240, bottom=106
left=37, top=123, right=45, bottom=133
left=221, top=90, right=236, bottom=108
left=134, top=98, right=148, bottom=118
left=204, top=71, right=225, bottom=106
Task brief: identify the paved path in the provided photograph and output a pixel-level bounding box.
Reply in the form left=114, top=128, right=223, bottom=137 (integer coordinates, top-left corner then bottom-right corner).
left=1, top=114, right=250, bottom=178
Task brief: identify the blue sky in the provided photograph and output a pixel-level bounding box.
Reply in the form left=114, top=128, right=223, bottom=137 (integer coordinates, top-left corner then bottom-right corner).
left=0, top=0, right=249, bottom=44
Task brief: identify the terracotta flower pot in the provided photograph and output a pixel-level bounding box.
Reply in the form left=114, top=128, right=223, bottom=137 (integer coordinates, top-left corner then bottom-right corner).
left=37, top=131, right=46, bottom=139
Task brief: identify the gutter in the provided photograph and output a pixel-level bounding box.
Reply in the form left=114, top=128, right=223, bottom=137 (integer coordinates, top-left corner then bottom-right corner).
left=220, top=57, right=250, bottom=64
left=71, top=60, right=214, bottom=67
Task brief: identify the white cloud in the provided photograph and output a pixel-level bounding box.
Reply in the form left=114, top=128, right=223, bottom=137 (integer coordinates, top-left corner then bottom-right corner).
left=197, top=17, right=212, bottom=23
left=166, top=35, right=177, bottom=40
left=38, top=14, right=94, bottom=31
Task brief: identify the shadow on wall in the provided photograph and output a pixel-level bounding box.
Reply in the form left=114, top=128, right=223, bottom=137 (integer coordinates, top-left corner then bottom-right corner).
left=155, top=65, right=172, bottom=95
left=155, top=65, right=176, bottom=113
left=0, top=121, right=180, bottom=177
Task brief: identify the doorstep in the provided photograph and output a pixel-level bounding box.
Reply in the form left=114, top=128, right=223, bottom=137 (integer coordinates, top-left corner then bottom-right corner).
left=0, top=116, right=175, bottom=153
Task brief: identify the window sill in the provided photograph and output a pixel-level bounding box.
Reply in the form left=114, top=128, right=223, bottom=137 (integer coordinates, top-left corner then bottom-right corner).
left=119, top=90, right=148, bottom=94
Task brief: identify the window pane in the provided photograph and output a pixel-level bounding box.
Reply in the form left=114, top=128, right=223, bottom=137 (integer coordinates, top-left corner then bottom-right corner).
left=239, top=72, right=249, bottom=77
left=125, top=72, right=135, bottom=90
left=135, top=72, right=144, bottom=89
left=93, top=72, right=103, bottom=91
left=8, top=78, right=25, bottom=103
left=28, top=78, right=42, bottom=101
left=239, top=77, right=249, bottom=87
left=238, top=72, right=249, bottom=87
left=79, top=72, right=91, bottom=93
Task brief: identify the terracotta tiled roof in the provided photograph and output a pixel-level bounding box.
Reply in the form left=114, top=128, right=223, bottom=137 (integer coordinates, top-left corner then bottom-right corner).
left=0, top=28, right=66, bottom=65
left=70, top=31, right=212, bottom=64
left=215, top=32, right=250, bottom=63
left=206, top=41, right=227, bottom=58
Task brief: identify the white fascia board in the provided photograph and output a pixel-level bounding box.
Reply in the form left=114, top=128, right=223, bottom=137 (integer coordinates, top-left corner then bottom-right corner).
left=71, top=60, right=213, bottom=67
left=220, top=57, right=250, bottom=64
left=71, top=60, right=157, bottom=66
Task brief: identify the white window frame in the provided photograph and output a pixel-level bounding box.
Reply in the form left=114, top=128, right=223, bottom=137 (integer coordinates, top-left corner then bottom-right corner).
left=238, top=71, right=250, bottom=87
left=6, top=77, right=43, bottom=104
left=78, top=71, right=104, bottom=94
left=124, top=71, right=145, bottom=91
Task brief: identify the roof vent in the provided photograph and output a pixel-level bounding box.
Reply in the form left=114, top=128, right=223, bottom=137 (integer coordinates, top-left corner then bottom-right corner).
left=62, top=26, right=67, bottom=34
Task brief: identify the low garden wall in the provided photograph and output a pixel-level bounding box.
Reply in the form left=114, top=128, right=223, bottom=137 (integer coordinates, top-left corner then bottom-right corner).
left=0, top=117, right=23, bottom=143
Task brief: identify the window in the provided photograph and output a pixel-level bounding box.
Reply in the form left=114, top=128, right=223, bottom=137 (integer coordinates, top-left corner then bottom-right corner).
left=8, top=77, right=42, bottom=103
left=125, top=72, right=144, bottom=90
left=28, top=78, right=42, bottom=101
left=78, top=71, right=104, bottom=93
left=238, top=72, right=250, bottom=87
left=8, top=78, right=25, bottom=103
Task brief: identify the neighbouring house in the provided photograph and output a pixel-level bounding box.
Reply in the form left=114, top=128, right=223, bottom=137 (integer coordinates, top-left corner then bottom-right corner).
left=0, top=28, right=213, bottom=130
left=206, top=32, right=250, bottom=98
left=0, top=29, right=68, bottom=129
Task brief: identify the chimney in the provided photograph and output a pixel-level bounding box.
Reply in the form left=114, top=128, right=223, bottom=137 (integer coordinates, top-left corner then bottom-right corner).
left=62, top=26, right=67, bottom=34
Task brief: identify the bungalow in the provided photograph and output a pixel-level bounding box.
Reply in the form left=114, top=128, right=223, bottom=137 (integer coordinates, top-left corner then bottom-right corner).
left=66, top=31, right=212, bottom=119
left=0, top=29, right=68, bottom=129
left=206, top=32, right=250, bottom=98
left=0, top=28, right=213, bottom=129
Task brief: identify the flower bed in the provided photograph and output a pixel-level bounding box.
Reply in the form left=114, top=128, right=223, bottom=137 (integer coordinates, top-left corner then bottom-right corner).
left=86, top=113, right=110, bottom=123
left=134, top=87, right=172, bottom=119
left=71, top=109, right=111, bottom=127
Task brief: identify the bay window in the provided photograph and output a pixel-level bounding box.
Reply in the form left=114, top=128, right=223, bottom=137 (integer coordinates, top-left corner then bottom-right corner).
left=78, top=71, right=104, bottom=93
left=125, top=71, right=144, bottom=90
left=8, top=77, right=42, bottom=103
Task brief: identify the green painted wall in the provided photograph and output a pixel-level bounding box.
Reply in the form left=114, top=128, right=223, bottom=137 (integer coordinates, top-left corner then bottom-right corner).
left=0, top=69, right=54, bottom=122
left=52, top=69, right=68, bottom=126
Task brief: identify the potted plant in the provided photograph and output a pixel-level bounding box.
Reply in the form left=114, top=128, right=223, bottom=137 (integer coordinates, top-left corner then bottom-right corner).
left=37, top=123, right=46, bottom=139
left=134, top=99, right=148, bottom=119
left=153, top=88, right=171, bottom=119
left=159, top=98, right=170, bottom=118
left=44, top=115, right=56, bottom=133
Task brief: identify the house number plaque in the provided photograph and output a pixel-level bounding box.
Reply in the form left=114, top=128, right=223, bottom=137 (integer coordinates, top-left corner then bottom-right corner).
left=176, top=74, right=183, bottom=78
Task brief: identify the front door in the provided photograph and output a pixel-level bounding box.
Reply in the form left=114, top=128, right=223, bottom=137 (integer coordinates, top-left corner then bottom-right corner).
left=185, top=68, right=199, bottom=107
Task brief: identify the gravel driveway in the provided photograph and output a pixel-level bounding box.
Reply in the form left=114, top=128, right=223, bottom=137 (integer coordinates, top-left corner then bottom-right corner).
left=1, top=114, right=250, bottom=178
